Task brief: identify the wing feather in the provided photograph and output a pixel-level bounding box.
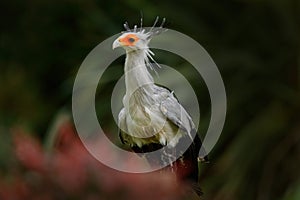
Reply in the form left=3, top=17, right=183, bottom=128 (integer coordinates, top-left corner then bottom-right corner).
left=160, top=93, right=195, bottom=139
left=159, top=90, right=208, bottom=162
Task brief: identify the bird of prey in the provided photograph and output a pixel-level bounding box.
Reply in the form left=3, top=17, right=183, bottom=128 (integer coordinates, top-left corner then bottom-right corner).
left=112, top=17, right=208, bottom=195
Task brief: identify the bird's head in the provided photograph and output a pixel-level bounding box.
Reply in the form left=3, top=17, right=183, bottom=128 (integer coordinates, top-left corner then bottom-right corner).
left=112, top=32, right=150, bottom=51
left=112, top=17, right=166, bottom=52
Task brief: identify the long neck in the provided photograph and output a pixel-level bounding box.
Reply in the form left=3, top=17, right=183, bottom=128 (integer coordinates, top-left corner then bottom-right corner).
left=124, top=49, right=154, bottom=96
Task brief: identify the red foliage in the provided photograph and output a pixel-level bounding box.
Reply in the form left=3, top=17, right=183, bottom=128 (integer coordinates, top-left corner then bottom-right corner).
left=0, top=120, right=188, bottom=200
left=13, top=128, right=45, bottom=172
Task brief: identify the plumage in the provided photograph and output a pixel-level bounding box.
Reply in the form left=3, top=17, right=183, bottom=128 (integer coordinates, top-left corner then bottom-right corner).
left=113, top=18, right=207, bottom=196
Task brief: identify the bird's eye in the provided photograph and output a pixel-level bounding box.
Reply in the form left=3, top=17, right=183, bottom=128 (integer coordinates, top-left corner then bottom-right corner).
left=128, top=38, right=135, bottom=43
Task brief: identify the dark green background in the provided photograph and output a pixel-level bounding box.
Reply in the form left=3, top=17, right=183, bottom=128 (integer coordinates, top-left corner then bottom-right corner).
left=1, top=0, right=299, bottom=200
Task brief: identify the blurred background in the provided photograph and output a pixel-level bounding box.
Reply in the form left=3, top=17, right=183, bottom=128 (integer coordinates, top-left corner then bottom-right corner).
left=0, top=0, right=299, bottom=199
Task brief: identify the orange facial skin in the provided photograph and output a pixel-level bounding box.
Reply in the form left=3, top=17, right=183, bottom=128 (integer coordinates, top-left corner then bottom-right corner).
left=119, top=34, right=140, bottom=46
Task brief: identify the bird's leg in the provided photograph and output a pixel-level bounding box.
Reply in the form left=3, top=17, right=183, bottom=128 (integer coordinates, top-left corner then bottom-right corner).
left=161, top=146, right=177, bottom=173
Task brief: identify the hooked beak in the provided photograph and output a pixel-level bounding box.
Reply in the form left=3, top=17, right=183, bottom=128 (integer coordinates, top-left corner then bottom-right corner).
left=112, top=39, right=121, bottom=49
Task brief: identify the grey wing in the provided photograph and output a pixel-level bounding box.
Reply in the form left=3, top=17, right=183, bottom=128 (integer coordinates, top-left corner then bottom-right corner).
left=159, top=91, right=208, bottom=161
left=160, top=93, right=196, bottom=140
